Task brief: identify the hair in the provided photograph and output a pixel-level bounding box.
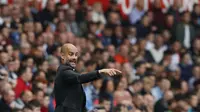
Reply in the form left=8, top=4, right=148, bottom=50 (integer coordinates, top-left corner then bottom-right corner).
left=32, top=86, right=43, bottom=96
left=100, top=78, right=113, bottom=94
left=29, top=100, right=41, bottom=108
left=23, top=103, right=32, bottom=110
left=85, top=60, right=96, bottom=67
left=18, top=66, right=30, bottom=77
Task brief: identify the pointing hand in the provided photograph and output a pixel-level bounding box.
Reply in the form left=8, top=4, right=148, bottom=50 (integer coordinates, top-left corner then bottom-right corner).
left=99, top=69, right=122, bottom=76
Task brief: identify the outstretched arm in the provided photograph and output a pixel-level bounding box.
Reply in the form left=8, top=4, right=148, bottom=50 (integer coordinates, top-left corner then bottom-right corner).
left=62, top=69, right=122, bottom=84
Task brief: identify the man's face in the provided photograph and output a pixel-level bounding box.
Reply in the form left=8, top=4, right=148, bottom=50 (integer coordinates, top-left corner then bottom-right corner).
left=62, top=46, right=78, bottom=68
left=5, top=90, right=15, bottom=104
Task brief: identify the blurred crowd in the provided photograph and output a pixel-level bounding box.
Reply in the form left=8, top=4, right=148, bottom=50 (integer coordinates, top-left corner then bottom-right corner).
left=0, top=0, right=200, bottom=112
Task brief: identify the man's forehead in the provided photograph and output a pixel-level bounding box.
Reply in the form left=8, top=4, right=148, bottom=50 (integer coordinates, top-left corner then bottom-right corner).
left=66, top=45, right=78, bottom=52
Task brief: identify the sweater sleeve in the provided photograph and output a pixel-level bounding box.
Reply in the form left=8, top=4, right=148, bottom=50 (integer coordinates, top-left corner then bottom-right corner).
left=62, top=70, right=102, bottom=84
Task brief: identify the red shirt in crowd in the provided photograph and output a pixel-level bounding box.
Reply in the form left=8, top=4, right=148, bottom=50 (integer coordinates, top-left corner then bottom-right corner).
left=14, top=77, right=32, bottom=98
left=114, top=54, right=128, bottom=64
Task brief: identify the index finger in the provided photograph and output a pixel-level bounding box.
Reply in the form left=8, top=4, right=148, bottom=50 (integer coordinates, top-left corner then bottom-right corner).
left=113, top=69, right=122, bottom=74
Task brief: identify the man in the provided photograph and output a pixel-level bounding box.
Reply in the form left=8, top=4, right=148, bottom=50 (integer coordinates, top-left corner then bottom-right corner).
left=0, top=89, right=15, bottom=112
left=54, top=43, right=121, bottom=112
left=14, top=67, right=32, bottom=98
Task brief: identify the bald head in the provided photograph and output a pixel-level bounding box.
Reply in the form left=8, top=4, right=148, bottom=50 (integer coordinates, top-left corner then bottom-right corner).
left=61, top=43, right=77, bottom=54
left=61, top=43, right=78, bottom=67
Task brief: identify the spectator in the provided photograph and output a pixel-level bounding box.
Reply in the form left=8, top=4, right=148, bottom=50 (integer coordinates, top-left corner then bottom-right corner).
left=129, top=0, right=145, bottom=25
left=14, top=67, right=32, bottom=98
left=175, top=11, right=195, bottom=49
left=151, top=78, right=171, bottom=101
left=154, top=90, right=174, bottom=112
left=0, top=89, right=15, bottom=112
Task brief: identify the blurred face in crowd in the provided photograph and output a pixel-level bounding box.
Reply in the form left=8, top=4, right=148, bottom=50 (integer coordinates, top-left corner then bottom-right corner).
left=183, top=12, right=191, bottom=23
left=107, top=80, right=114, bottom=93
left=0, top=52, right=9, bottom=65
left=43, top=96, right=50, bottom=107
left=93, top=2, right=103, bottom=13
left=192, top=66, right=200, bottom=78
left=57, top=21, right=66, bottom=33
left=166, top=14, right=174, bottom=26
left=162, top=30, right=171, bottom=43
left=2, top=5, right=10, bottom=17
left=4, top=89, right=15, bottom=104
left=144, top=94, right=154, bottom=108
left=133, top=81, right=143, bottom=93
left=117, top=77, right=128, bottom=90
left=34, top=22, right=43, bottom=34
left=154, top=35, right=164, bottom=48
left=133, top=94, right=144, bottom=108
left=21, top=42, right=31, bottom=55
left=35, top=90, right=44, bottom=104
left=108, top=12, right=120, bottom=25
left=66, top=8, right=76, bottom=22
left=14, top=59, right=20, bottom=71
left=61, top=44, right=78, bottom=68
left=2, top=27, right=10, bottom=38
left=24, top=6, right=31, bottom=17
left=104, top=27, right=112, bottom=37
left=193, top=39, right=200, bottom=51
left=47, top=0, right=55, bottom=12
left=154, top=0, right=161, bottom=8
left=160, top=79, right=171, bottom=92
left=24, top=21, right=34, bottom=32
left=172, top=41, right=181, bottom=53
left=136, top=63, right=146, bottom=75
left=177, top=100, right=190, bottom=112
left=115, top=26, right=123, bottom=38
left=6, top=44, right=13, bottom=57
left=11, top=5, right=21, bottom=19
left=143, top=77, right=153, bottom=92
left=136, top=0, right=144, bottom=9
left=69, top=0, right=79, bottom=9
left=142, top=15, right=150, bottom=27
left=181, top=81, right=188, bottom=94
left=194, top=5, right=200, bottom=15
left=27, top=32, right=35, bottom=44
left=0, top=69, right=9, bottom=81
left=102, top=99, right=111, bottom=112
left=26, top=57, right=34, bottom=68
left=39, top=61, right=49, bottom=72
left=22, top=67, right=33, bottom=82
left=49, top=56, right=59, bottom=71
left=22, top=90, right=33, bottom=103
left=119, top=45, right=129, bottom=57
left=93, top=79, right=103, bottom=90
left=107, top=45, right=115, bottom=57
left=164, top=90, right=173, bottom=101
left=183, top=53, right=192, bottom=65
left=139, top=39, right=147, bottom=51
left=171, top=67, right=181, bottom=80
left=173, top=0, right=182, bottom=8
left=89, top=23, right=98, bottom=34
left=189, top=95, right=198, bottom=107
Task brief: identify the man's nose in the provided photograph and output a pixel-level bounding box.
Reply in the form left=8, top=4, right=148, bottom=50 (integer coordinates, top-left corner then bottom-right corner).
left=72, top=55, right=77, bottom=60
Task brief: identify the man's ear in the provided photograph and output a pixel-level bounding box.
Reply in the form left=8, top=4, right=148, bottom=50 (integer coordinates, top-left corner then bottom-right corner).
left=61, top=53, right=65, bottom=61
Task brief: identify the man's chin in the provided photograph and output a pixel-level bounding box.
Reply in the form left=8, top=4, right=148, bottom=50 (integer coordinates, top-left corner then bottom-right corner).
left=69, top=63, right=76, bottom=67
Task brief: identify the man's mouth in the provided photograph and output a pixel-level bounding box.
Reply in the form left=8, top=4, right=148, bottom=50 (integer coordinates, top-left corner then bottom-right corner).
left=69, top=61, right=77, bottom=66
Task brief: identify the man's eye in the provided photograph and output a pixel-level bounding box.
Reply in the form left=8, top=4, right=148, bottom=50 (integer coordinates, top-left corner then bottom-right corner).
left=69, top=53, right=73, bottom=56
